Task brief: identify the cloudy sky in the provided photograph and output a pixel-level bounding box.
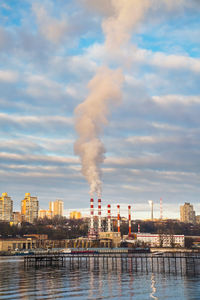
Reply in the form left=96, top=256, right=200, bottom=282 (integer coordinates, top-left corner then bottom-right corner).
left=0, top=0, right=200, bottom=219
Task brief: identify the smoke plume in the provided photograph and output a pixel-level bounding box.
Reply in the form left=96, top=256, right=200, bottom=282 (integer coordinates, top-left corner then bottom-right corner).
left=74, top=66, right=123, bottom=197
left=74, top=0, right=150, bottom=197
left=103, top=0, right=149, bottom=50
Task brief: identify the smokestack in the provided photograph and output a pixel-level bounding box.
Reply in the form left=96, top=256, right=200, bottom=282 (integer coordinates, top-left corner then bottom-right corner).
left=88, top=198, right=95, bottom=238
left=107, top=204, right=111, bottom=232
left=128, top=205, right=131, bottom=236
left=160, top=197, right=163, bottom=220
left=148, top=200, right=153, bottom=221
left=138, top=224, right=140, bottom=233
left=98, top=198, right=102, bottom=232
left=117, top=205, right=120, bottom=233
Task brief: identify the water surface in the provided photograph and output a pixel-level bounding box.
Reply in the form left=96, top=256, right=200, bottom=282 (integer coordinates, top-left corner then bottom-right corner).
left=0, top=257, right=199, bottom=299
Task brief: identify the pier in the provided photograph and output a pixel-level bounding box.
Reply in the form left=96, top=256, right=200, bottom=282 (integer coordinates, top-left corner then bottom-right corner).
left=24, top=252, right=200, bottom=275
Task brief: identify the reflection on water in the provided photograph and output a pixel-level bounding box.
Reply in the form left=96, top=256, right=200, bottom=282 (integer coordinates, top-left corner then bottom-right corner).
left=150, top=274, right=158, bottom=300
left=0, top=257, right=200, bottom=299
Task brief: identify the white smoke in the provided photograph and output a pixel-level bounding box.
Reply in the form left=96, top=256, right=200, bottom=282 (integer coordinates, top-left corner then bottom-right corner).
left=74, top=66, right=123, bottom=197
left=74, top=0, right=150, bottom=197
left=103, top=0, right=150, bottom=50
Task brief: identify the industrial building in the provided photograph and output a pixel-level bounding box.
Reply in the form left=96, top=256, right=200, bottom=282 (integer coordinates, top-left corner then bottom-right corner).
left=136, top=233, right=185, bottom=248
left=0, top=237, right=37, bottom=251
left=99, top=232, right=121, bottom=248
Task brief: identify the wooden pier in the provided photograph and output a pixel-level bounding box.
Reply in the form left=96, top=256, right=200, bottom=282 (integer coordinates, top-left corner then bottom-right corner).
left=24, top=252, right=200, bottom=275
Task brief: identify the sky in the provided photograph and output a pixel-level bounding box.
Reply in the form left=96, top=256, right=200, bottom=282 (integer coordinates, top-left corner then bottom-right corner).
left=0, top=0, right=200, bottom=219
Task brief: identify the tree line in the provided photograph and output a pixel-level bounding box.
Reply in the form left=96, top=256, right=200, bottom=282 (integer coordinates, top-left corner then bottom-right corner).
left=0, top=217, right=199, bottom=240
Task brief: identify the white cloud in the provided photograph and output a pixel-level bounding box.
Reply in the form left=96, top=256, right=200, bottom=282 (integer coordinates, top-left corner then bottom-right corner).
left=152, top=95, right=200, bottom=106
left=0, top=113, right=73, bottom=133
left=32, top=2, right=69, bottom=44
left=0, top=70, right=18, bottom=82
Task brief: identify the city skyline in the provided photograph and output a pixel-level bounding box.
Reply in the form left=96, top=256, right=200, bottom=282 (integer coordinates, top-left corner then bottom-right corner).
left=1, top=191, right=200, bottom=220
left=0, top=1, right=200, bottom=218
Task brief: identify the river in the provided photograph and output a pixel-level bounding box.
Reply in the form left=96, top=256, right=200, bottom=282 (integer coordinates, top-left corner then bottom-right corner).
left=0, top=256, right=200, bottom=299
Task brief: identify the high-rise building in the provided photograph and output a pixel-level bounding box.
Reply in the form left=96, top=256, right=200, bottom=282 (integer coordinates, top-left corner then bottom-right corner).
left=180, top=202, right=196, bottom=224
left=49, top=200, right=63, bottom=217
left=0, top=192, right=13, bottom=221
left=21, top=193, right=39, bottom=223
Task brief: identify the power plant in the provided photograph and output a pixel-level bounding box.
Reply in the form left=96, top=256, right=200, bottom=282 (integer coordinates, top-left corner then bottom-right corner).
left=88, top=198, right=133, bottom=241
left=87, top=197, right=164, bottom=245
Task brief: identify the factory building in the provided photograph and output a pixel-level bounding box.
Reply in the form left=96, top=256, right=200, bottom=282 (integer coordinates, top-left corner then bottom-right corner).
left=99, top=232, right=121, bottom=248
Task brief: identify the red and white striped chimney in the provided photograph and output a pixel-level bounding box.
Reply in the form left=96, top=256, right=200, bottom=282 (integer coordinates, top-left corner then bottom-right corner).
left=117, top=205, right=120, bottom=233
left=90, top=198, right=94, bottom=231
left=98, top=198, right=102, bottom=232
left=107, top=204, right=111, bottom=232
left=128, top=205, right=131, bottom=236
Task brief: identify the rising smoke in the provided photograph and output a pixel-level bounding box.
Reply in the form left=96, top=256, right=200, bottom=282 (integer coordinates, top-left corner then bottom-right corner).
left=74, top=0, right=150, bottom=197
left=74, top=66, right=123, bottom=197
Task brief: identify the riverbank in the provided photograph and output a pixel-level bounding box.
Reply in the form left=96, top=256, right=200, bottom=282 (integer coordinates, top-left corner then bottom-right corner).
left=150, top=247, right=200, bottom=253
left=1, top=247, right=200, bottom=256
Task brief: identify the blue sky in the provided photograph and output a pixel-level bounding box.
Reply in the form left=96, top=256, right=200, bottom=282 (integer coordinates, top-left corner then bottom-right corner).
left=0, top=0, right=200, bottom=219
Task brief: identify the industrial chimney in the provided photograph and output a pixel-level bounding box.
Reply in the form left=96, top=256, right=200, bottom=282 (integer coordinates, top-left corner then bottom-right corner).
left=98, top=198, right=102, bottom=233
left=117, top=205, right=120, bottom=233
left=107, top=204, right=111, bottom=232
left=128, top=205, right=131, bottom=236
left=88, top=198, right=96, bottom=239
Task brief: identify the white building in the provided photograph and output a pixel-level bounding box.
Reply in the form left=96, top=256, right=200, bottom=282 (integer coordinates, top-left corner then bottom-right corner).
left=136, top=233, right=185, bottom=248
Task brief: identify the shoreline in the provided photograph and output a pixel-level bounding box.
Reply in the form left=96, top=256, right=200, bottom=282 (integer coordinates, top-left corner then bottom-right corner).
left=1, top=247, right=200, bottom=256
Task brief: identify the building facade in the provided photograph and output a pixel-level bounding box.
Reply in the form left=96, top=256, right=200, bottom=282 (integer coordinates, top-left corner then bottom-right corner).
left=0, top=192, right=13, bottom=222
left=136, top=233, right=185, bottom=247
left=99, top=232, right=121, bottom=248
left=49, top=200, right=63, bottom=217
left=70, top=211, right=82, bottom=219
left=180, top=202, right=196, bottom=224
left=196, top=215, right=200, bottom=224
left=38, top=209, right=53, bottom=219
left=21, top=193, right=39, bottom=223
left=13, top=212, right=22, bottom=224
left=0, top=237, right=37, bottom=251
